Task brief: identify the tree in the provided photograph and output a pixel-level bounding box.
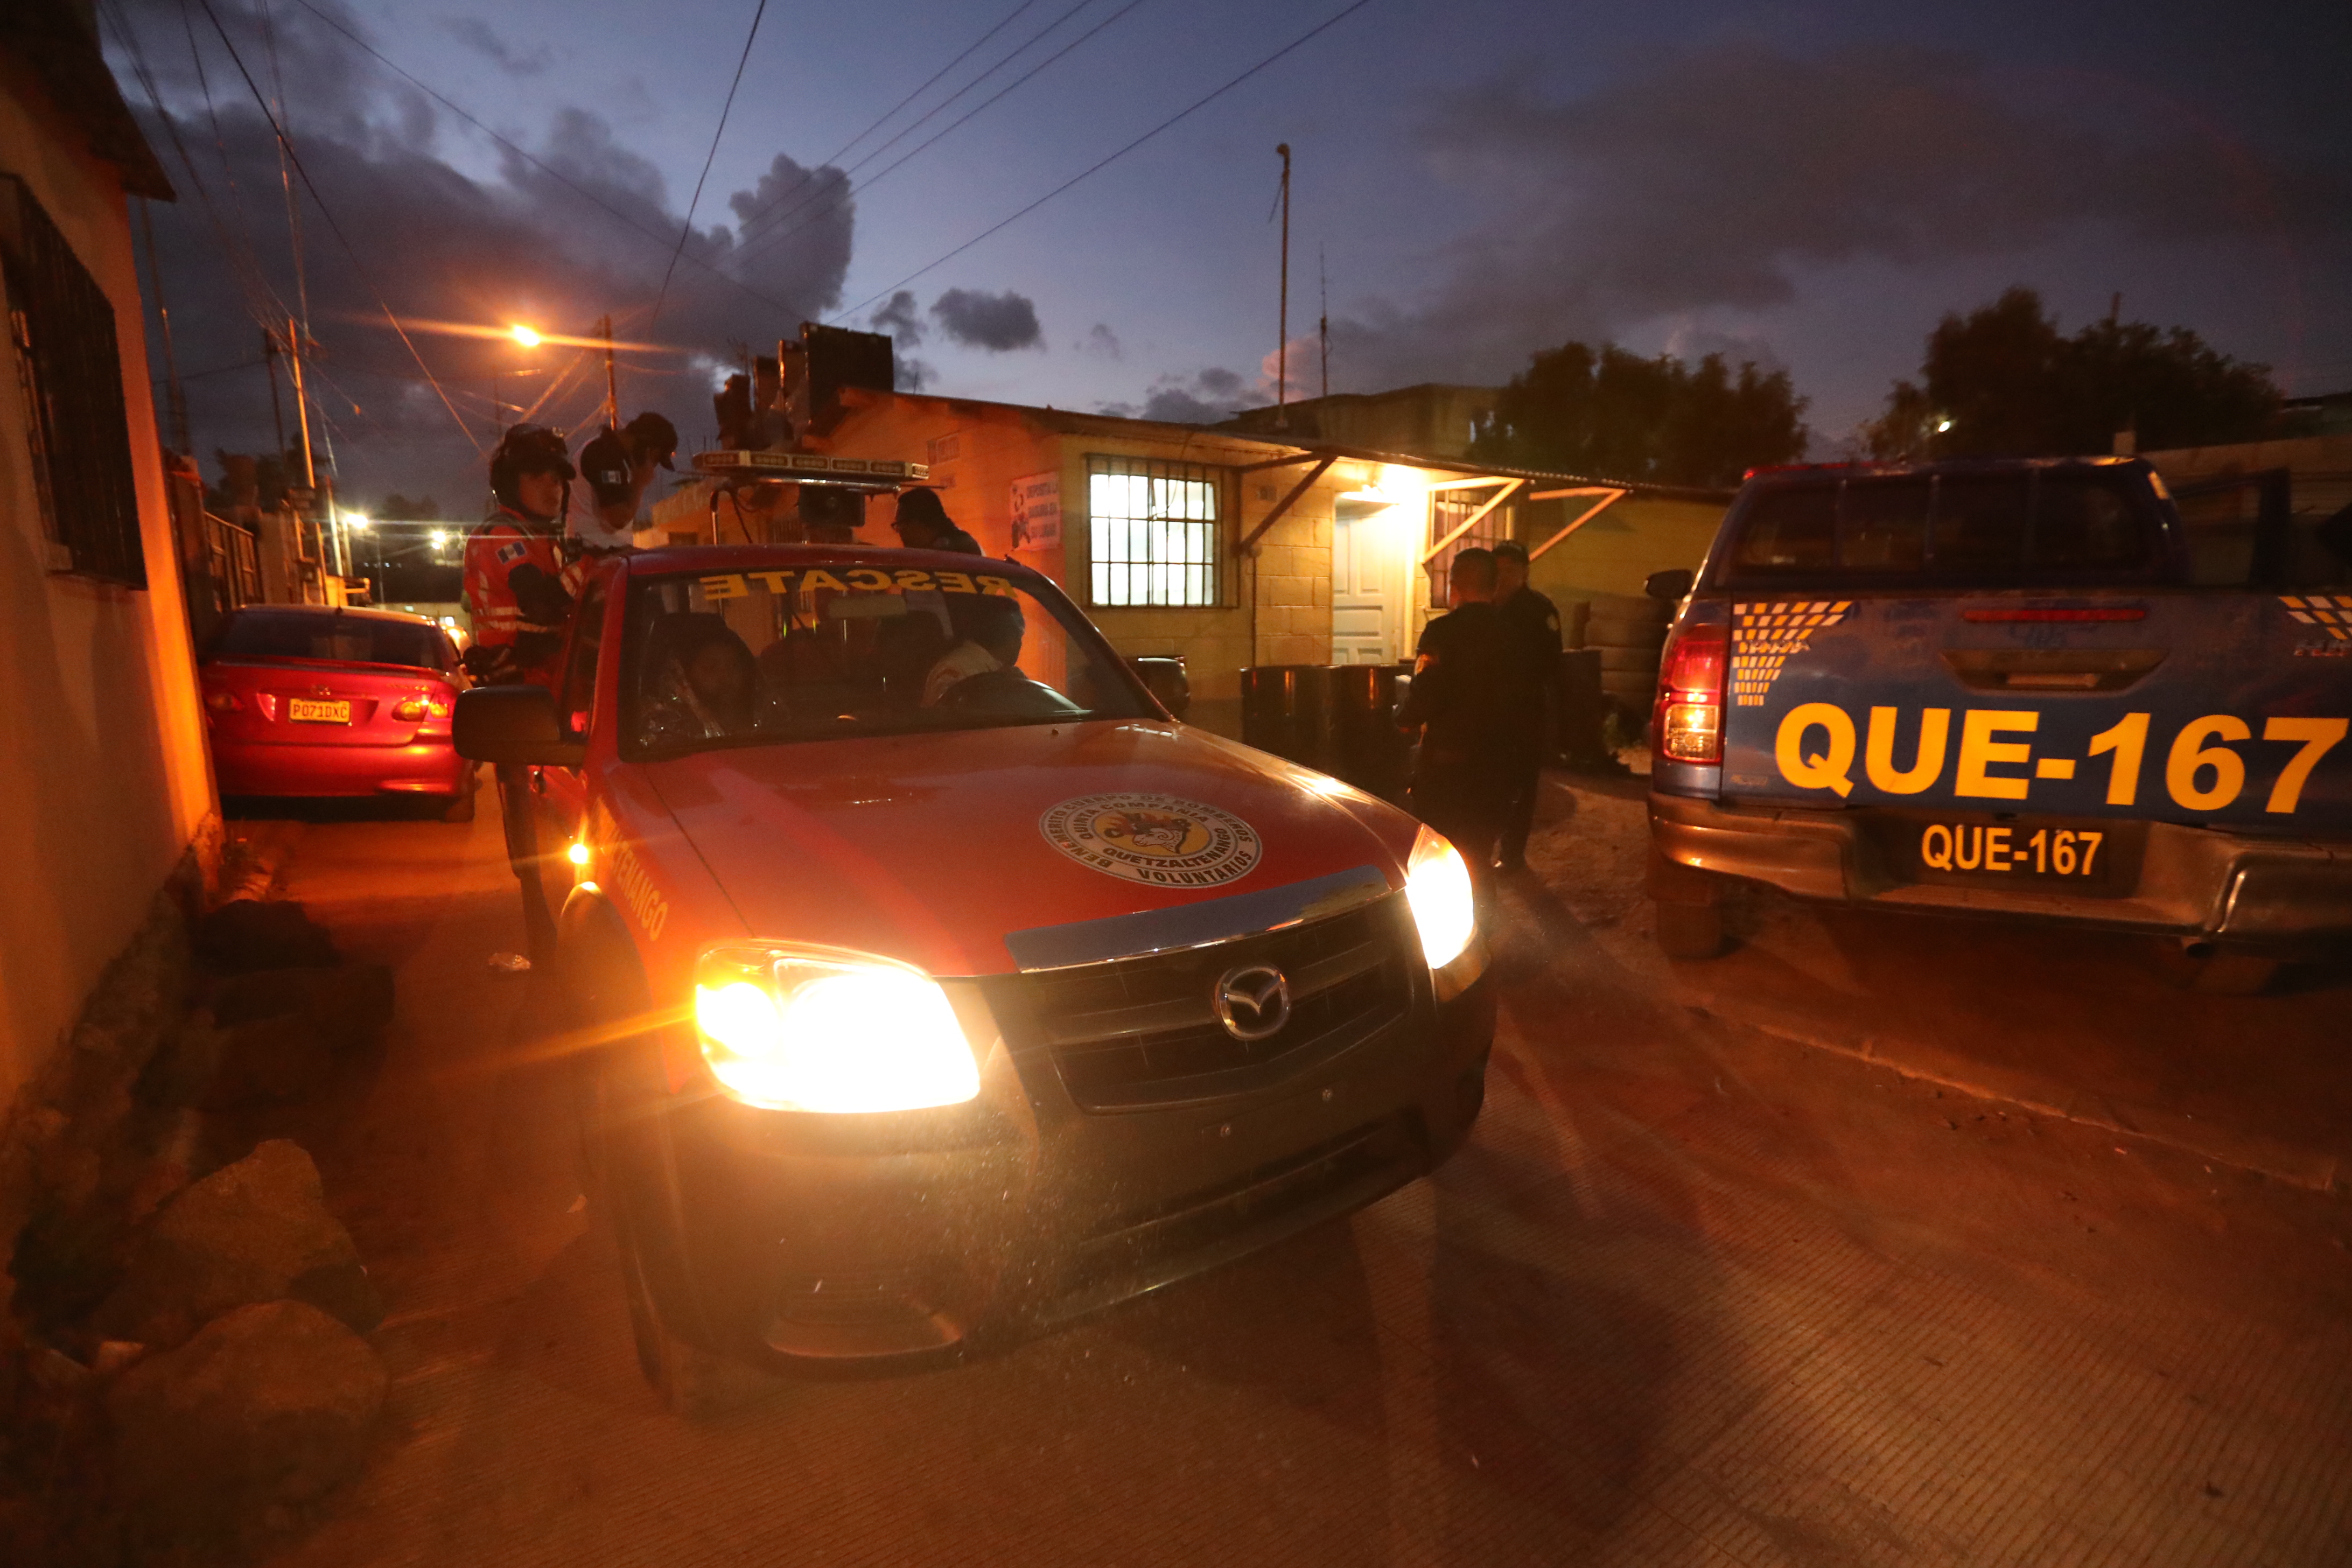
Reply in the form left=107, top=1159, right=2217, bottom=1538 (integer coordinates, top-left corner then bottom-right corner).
left=1863, top=287, right=2280, bottom=460
left=1471, top=341, right=1808, bottom=488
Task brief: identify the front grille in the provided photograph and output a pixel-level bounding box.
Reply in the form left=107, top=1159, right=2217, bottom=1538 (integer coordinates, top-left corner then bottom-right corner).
left=1006, top=895, right=1414, bottom=1111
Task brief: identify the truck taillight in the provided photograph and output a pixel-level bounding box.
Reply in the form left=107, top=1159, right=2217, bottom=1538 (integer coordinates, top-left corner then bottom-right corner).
left=1653, top=621, right=1727, bottom=764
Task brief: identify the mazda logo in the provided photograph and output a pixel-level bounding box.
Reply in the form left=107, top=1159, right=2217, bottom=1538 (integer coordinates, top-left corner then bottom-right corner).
left=1214, top=964, right=1290, bottom=1041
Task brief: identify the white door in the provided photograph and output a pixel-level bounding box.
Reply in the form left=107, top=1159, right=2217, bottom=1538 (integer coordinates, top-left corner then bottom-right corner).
left=1331, top=501, right=1409, bottom=664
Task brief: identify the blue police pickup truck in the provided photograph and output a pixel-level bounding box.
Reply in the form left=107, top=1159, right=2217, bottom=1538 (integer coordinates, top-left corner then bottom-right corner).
left=1645, top=456, right=2351, bottom=992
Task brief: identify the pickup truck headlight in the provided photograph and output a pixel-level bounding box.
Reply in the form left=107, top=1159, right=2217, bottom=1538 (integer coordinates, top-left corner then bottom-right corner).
left=694, top=945, right=981, bottom=1113
left=1404, top=824, right=1478, bottom=969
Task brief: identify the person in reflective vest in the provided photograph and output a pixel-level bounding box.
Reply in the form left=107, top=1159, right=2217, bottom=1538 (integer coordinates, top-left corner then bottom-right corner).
left=464, top=424, right=578, bottom=689
left=465, top=424, right=578, bottom=962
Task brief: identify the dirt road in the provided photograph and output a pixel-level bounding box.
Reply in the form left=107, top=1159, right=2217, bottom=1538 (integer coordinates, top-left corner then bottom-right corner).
left=236, top=782, right=2351, bottom=1566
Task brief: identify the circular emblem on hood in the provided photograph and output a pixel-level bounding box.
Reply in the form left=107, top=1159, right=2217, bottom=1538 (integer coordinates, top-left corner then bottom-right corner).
left=1038, top=793, right=1262, bottom=889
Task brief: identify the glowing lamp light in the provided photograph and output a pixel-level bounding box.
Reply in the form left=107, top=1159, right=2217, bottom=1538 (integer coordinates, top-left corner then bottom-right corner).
left=345, top=513, right=370, bottom=530
left=509, top=324, right=542, bottom=347
left=1404, top=825, right=1477, bottom=969
left=693, top=947, right=981, bottom=1114
left=429, top=529, right=450, bottom=549
left=566, top=841, right=590, bottom=867
left=1935, top=417, right=1955, bottom=433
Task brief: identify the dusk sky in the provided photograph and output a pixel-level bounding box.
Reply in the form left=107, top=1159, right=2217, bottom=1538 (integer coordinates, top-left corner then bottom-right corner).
left=103, top=0, right=2352, bottom=513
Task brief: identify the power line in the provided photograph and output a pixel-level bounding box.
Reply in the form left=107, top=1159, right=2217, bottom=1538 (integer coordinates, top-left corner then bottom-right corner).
left=283, top=0, right=809, bottom=322
left=722, top=0, right=1076, bottom=253
left=193, top=0, right=480, bottom=450
left=717, top=0, right=1151, bottom=291
left=683, top=0, right=1047, bottom=272
left=839, top=0, right=1382, bottom=321
left=650, top=0, right=769, bottom=329
left=828, top=0, right=1046, bottom=167
left=100, top=0, right=288, bottom=333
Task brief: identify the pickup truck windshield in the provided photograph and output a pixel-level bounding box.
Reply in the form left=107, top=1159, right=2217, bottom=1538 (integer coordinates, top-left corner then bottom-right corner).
left=620, top=560, right=1152, bottom=756
left=1727, top=468, right=2159, bottom=583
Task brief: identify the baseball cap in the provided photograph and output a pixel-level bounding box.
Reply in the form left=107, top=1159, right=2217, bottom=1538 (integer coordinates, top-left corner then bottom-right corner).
left=624, top=411, right=678, bottom=471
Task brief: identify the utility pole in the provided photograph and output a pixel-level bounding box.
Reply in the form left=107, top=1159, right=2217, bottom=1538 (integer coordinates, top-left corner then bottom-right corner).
left=1275, top=143, right=1291, bottom=430
left=285, top=313, right=330, bottom=577
left=286, top=313, right=317, bottom=489
left=603, top=314, right=619, bottom=430
left=262, top=328, right=288, bottom=462
left=138, top=199, right=190, bottom=455
left=1319, top=244, right=1329, bottom=403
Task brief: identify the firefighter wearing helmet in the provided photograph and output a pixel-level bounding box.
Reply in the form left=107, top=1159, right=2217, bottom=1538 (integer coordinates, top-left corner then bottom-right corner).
left=465, top=424, right=579, bottom=688
left=466, top=424, right=583, bottom=961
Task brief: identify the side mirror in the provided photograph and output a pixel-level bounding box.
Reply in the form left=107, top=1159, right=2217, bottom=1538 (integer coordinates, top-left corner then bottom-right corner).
left=454, top=685, right=586, bottom=767
left=1644, top=568, right=1695, bottom=603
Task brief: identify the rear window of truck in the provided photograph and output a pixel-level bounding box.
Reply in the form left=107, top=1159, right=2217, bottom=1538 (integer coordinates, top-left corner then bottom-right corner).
left=1726, top=470, right=2157, bottom=583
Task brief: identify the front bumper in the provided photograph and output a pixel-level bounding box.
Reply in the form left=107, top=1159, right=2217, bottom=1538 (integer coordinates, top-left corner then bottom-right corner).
left=624, top=926, right=1493, bottom=1370
left=1650, top=790, right=2352, bottom=941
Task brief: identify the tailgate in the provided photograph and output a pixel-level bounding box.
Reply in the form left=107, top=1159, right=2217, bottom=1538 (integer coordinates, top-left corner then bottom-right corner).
left=1718, top=591, right=2352, bottom=831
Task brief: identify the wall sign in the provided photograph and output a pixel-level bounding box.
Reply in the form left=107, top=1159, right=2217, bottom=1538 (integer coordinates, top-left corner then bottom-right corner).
left=1011, top=471, right=1061, bottom=551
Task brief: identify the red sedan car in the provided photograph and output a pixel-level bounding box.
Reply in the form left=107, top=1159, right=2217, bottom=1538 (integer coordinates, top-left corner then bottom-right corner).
left=200, top=605, right=476, bottom=819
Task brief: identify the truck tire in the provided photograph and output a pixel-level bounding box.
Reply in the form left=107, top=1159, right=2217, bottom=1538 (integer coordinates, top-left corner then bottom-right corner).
left=1585, top=617, right=1670, bottom=650
left=1587, top=592, right=1670, bottom=624
left=615, top=1203, right=785, bottom=1420
left=1654, top=900, right=1726, bottom=959
left=562, top=907, right=785, bottom=1418
left=2154, top=940, right=2282, bottom=996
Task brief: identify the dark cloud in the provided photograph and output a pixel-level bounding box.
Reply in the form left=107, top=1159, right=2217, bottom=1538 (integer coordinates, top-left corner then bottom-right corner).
left=439, top=17, right=550, bottom=77
left=1077, top=322, right=1121, bottom=360
left=107, top=0, right=855, bottom=510
left=1329, top=41, right=2352, bottom=390
left=870, top=289, right=924, bottom=347
left=930, top=288, right=1042, bottom=352
left=1110, top=367, right=1247, bottom=424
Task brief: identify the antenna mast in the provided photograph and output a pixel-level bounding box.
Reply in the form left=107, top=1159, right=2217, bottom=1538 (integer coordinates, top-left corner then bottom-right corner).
left=1319, top=244, right=1329, bottom=402
left=1275, top=143, right=1291, bottom=430
left=603, top=314, right=620, bottom=430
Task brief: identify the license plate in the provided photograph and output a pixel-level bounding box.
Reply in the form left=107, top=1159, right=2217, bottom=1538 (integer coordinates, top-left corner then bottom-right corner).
left=287, top=698, right=351, bottom=724
left=1889, top=817, right=2135, bottom=893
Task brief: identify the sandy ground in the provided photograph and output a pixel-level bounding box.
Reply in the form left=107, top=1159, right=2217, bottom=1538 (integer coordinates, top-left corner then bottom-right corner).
left=212, top=771, right=2352, bottom=1567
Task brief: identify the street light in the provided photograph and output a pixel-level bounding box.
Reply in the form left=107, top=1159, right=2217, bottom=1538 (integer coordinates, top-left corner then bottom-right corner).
left=510, top=324, right=542, bottom=347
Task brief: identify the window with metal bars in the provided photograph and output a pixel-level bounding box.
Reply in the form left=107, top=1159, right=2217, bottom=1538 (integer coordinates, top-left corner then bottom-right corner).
left=1, top=176, right=145, bottom=587
left=1425, top=486, right=1512, bottom=606
left=1086, top=456, right=1224, bottom=607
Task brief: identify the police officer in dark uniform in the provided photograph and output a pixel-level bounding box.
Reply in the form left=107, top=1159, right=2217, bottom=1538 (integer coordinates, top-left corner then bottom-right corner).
left=1492, top=538, right=1563, bottom=872
left=1397, top=547, right=1514, bottom=903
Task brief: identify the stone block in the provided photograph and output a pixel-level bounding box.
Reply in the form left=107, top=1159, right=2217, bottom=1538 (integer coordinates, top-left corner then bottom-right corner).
left=95, top=1140, right=378, bottom=1349
left=107, top=1299, right=386, bottom=1546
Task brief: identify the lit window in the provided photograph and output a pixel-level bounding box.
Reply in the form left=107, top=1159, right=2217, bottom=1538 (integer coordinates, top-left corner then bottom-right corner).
left=1087, top=457, right=1223, bottom=607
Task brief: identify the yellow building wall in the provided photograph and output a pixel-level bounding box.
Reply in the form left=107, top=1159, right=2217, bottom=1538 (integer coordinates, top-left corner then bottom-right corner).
left=827, top=394, right=1375, bottom=739
left=0, top=67, right=219, bottom=1114
left=1525, top=494, right=1727, bottom=617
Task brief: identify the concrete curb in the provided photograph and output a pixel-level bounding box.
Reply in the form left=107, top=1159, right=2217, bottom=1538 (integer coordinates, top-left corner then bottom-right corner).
left=1700, top=998, right=2345, bottom=1196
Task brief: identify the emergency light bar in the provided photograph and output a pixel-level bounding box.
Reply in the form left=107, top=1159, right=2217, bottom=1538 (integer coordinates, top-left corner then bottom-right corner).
left=693, top=451, right=930, bottom=487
